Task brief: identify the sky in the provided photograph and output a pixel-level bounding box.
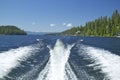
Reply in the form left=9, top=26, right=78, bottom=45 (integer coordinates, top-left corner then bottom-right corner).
left=0, top=0, right=120, bottom=32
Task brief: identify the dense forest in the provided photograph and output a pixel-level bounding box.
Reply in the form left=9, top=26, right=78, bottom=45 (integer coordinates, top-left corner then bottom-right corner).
left=0, top=25, right=27, bottom=35
left=61, top=10, right=120, bottom=37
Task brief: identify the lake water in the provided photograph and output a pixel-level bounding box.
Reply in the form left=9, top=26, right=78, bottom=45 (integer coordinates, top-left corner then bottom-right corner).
left=0, top=35, right=120, bottom=80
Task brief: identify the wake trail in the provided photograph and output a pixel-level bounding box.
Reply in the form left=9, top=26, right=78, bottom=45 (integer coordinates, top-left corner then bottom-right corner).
left=79, top=45, right=120, bottom=80
left=37, top=39, right=77, bottom=80
left=0, top=46, right=37, bottom=78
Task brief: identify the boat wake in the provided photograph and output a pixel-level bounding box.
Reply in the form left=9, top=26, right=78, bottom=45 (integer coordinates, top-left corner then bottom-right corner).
left=1, top=39, right=119, bottom=80
left=78, top=45, right=120, bottom=80
left=37, top=39, right=77, bottom=80
left=0, top=46, right=38, bottom=79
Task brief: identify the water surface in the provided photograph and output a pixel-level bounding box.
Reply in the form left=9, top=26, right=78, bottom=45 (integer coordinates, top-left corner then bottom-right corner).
left=0, top=35, right=120, bottom=80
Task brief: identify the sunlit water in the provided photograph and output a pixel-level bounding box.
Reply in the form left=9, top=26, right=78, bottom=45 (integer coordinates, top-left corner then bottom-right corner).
left=0, top=36, right=120, bottom=80
left=37, top=39, right=77, bottom=80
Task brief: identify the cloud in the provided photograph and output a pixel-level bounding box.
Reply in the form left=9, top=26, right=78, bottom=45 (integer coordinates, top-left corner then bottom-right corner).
left=62, top=23, right=66, bottom=26
left=62, top=23, right=73, bottom=27
left=66, top=23, right=72, bottom=27
left=49, top=23, right=72, bottom=27
left=32, top=22, right=35, bottom=25
left=50, top=24, right=56, bottom=27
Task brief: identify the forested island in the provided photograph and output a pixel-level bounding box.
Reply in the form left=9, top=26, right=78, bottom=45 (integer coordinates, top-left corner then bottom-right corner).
left=61, top=10, right=120, bottom=37
left=0, top=25, right=27, bottom=35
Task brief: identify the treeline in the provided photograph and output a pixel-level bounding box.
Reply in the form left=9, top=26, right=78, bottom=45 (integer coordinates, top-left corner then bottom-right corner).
left=61, top=10, right=120, bottom=37
left=0, top=25, right=27, bottom=35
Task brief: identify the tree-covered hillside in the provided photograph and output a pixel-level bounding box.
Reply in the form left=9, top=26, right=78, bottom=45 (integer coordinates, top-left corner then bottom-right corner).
left=0, top=25, right=27, bottom=35
left=61, top=10, right=120, bottom=37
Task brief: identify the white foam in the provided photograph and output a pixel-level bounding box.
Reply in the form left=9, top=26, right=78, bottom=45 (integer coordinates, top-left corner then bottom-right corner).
left=65, top=62, right=78, bottom=80
left=37, top=61, right=50, bottom=80
left=83, top=46, right=120, bottom=80
left=0, top=46, right=36, bottom=78
left=37, top=39, right=77, bottom=80
left=17, top=64, right=40, bottom=80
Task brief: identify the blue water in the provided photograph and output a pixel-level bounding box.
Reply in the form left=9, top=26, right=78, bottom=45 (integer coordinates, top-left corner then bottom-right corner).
left=0, top=35, right=120, bottom=80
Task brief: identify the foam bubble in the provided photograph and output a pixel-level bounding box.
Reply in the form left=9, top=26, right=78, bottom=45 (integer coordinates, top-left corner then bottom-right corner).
left=37, top=39, right=77, bottom=80
left=0, top=46, right=36, bottom=78
left=84, top=46, right=120, bottom=80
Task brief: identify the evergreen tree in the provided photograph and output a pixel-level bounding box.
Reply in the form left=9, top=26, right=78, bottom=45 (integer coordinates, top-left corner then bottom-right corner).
left=0, top=25, right=27, bottom=35
left=61, top=10, right=120, bottom=37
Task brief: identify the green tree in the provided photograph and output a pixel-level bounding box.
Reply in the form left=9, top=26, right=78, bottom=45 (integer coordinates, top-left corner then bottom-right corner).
left=0, top=25, right=27, bottom=35
left=61, top=10, right=120, bottom=37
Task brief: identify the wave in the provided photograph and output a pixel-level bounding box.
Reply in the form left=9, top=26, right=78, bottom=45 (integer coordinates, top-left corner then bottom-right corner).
left=0, top=46, right=38, bottom=78
left=37, top=39, right=77, bottom=80
left=78, top=45, right=120, bottom=80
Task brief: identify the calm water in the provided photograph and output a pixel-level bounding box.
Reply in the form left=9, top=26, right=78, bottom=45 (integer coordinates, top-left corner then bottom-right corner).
left=0, top=35, right=120, bottom=80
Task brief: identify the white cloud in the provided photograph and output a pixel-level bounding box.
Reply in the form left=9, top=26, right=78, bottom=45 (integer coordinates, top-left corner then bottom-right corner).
left=50, top=24, right=56, bottom=27
left=62, top=23, right=66, bottom=26
left=66, top=23, right=72, bottom=27
left=32, top=22, right=35, bottom=25
left=62, top=23, right=73, bottom=27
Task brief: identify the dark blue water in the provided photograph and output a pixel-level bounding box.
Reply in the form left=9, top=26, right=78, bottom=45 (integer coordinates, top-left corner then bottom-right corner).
left=0, top=35, right=120, bottom=80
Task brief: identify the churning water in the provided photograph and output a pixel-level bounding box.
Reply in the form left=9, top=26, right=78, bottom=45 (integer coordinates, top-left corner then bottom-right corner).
left=37, top=39, right=77, bottom=80
left=0, top=46, right=37, bottom=78
left=0, top=36, right=120, bottom=80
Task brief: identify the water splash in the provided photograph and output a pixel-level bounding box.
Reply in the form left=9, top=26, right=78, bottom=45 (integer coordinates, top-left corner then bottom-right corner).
left=37, top=39, right=77, bottom=80
left=81, top=45, right=120, bottom=80
left=0, top=46, right=37, bottom=78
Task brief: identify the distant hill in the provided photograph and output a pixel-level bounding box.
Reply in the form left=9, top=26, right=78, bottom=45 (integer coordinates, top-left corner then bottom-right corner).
left=0, top=25, right=27, bottom=35
left=60, top=10, right=120, bottom=37
left=26, top=31, right=51, bottom=35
